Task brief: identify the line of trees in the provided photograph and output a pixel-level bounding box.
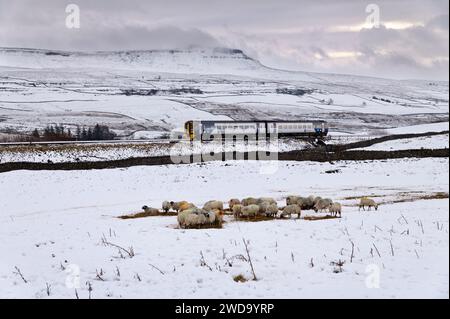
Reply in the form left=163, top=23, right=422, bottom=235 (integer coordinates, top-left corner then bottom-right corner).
left=31, top=124, right=116, bottom=141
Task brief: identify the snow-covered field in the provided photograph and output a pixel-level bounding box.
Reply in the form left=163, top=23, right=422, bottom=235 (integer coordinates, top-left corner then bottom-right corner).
left=356, top=133, right=449, bottom=151
left=0, top=139, right=311, bottom=164
left=0, top=158, right=448, bottom=298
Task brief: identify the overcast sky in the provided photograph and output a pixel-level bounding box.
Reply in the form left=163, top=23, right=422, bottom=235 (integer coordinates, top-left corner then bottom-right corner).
left=0, top=0, right=448, bottom=80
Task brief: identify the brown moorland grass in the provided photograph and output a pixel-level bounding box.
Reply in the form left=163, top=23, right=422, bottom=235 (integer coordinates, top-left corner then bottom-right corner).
left=303, top=215, right=341, bottom=221
left=118, top=211, right=178, bottom=219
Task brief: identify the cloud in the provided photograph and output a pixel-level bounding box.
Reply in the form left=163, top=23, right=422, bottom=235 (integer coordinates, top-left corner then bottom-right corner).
left=0, top=0, right=448, bottom=80
left=427, top=14, right=449, bottom=31
left=63, top=25, right=220, bottom=51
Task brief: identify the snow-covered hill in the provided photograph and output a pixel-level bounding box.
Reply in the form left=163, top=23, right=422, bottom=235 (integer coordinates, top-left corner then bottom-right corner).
left=0, top=47, right=448, bottom=138
left=0, top=47, right=268, bottom=76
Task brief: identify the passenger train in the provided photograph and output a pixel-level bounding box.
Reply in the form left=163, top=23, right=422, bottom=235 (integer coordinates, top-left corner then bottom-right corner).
left=182, top=120, right=329, bottom=142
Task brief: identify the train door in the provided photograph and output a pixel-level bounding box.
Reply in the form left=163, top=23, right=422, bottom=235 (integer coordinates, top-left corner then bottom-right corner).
left=268, top=123, right=277, bottom=136
left=185, top=121, right=195, bottom=141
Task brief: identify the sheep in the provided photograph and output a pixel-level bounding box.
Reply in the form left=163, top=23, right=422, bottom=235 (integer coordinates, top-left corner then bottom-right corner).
left=313, top=198, right=333, bottom=213
left=265, top=203, right=279, bottom=218
left=329, top=202, right=342, bottom=217
left=162, top=201, right=171, bottom=213
left=241, top=197, right=258, bottom=206
left=201, top=210, right=217, bottom=224
left=228, top=199, right=241, bottom=210
left=171, top=201, right=196, bottom=213
left=142, top=206, right=160, bottom=216
left=258, top=201, right=270, bottom=214
left=281, top=204, right=301, bottom=219
left=177, top=208, right=206, bottom=228
left=177, top=207, right=223, bottom=228
left=185, top=213, right=207, bottom=228
left=232, top=204, right=243, bottom=218
left=286, top=196, right=316, bottom=210
left=241, top=204, right=260, bottom=219
left=203, top=200, right=223, bottom=212
left=257, top=201, right=279, bottom=217
left=359, top=197, right=379, bottom=211
left=300, top=196, right=316, bottom=210
left=257, top=197, right=277, bottom=205
left=286, top=195, right=301, bottom=206
left=313, top=196, right=323, bottom=205
left=211, top=209, right=224, bottom=224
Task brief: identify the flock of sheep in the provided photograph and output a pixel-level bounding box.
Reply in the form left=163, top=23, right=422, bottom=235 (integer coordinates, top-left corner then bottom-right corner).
left=141, top=196, right=379, bottom=229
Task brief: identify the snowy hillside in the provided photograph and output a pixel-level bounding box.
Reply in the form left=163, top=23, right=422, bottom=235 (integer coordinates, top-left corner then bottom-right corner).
left=0, top=47, right=448, bottom=138
left=0, top=47, right=267, bottom=76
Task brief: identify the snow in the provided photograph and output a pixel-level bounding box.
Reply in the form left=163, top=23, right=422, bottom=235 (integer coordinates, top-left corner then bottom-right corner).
left=356, top=133, right=449, bottom=151
left=386, top=122, right=449, bottom=135
left=0, top=139, right=311, bottom=164
left=0, top=158, right=448, bottom=298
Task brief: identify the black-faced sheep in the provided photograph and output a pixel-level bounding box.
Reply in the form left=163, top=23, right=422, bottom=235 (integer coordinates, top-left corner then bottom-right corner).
left=142, top=206, right=160, bottom=216
left=286, top=196, right=301, bottom=206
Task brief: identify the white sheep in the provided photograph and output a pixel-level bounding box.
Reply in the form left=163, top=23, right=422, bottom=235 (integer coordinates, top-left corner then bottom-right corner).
left=232, top=204, right=243, bottom=218
left=242, top=197, right=258, bottom=206
left=313, top=198, right=333, bottom=213
left=203, top=200, right=224, bottom=212
left=204, top=211, right=217, bottom=224
left=286, top=196, right=301, bottom=206
left=313, top=196, right=323, bottom=205
left=265, top=203, right=279, bottom=218
left=257, top=197, right=277, bottom=205
left=258, top=201, right=278, bottom=217
left=359, top=198, right=379, bottom=211
left=177, top=210, right=193, bottom=227
left=241, top=204, right=260, bottom=219
left=171, top=201, right=196, bottom=213
left=142, top=206, right=160, bottom=216
left=177, top=208, right=205, bottom=228
left=281, top=204, right=301, bottom=219
left=329, top=202, right=342, bottom=217
left=162, top=201, right=171, bottom=213
left=228, top=199, right=241, bottom=210
left=185, top=213, right=207, bottom=228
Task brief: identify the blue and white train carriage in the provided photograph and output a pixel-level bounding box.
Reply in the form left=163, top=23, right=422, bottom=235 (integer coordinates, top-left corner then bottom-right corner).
left=183, top=120, right=329, bottom=142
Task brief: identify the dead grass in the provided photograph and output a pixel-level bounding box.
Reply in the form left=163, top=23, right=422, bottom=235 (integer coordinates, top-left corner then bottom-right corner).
left=180, top=220, right=224, bottom=229
left=233, top=274, right=248, bottom=283
left=0, top=142, right=168, bottom=159
left=344, top=192, right=449, bottom=207
left=118, top=211, right=178, bottom=219
left=303, top=215, right=340, bottom=221
left=234, top=215, right=279, bottom=223
left=385, top=192, right=449, bottom=204
left=342, top=194, right=387, bottom=200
